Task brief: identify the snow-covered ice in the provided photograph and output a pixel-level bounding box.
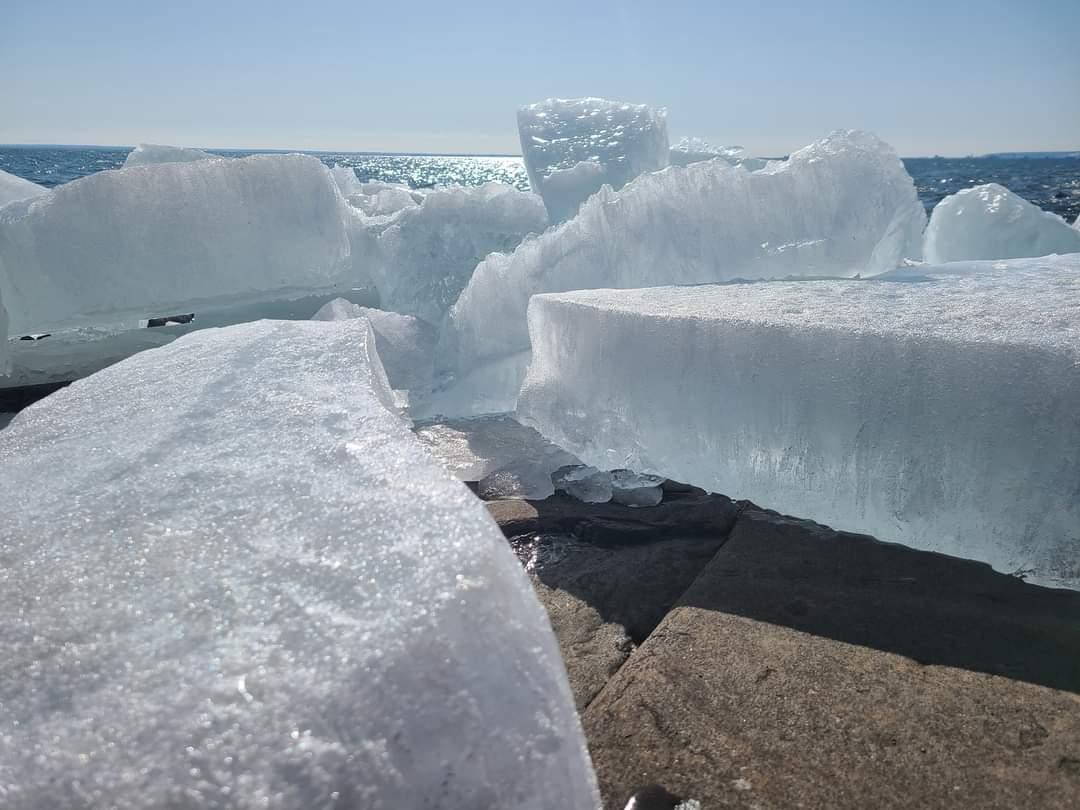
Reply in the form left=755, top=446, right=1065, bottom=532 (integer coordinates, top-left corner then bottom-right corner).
left=519, top=254, right=1080, bottom=587
left=0, top=154, right=354, bottom=335
left=518, top=97, right=670, bottom=223
left=0, top=168, right=48, bottom=207
left=414, top=413, right=580, bottom=499
left=312, top=298, right=436, bottom=391
left=923, top=183, right=1080, bottom=263
left=122, top=143, right=217, bottom=167
left=351, top=182, right=546, bottom=325
left=0, top=318, right=598, bottom=809
left=442, top=130, right=926, bottom=376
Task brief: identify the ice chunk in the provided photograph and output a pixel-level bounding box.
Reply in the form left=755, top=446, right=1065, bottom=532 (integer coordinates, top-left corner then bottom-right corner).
left=552, top=464, right=613, bottom=504
left=328, top=163, right=364, bottom=197
left=0, top=154, right=354, bottom=334
left=611, top=469, right=665, bottom=507
left=312, top=298, right=436, bottom=391
left=518, top=254, right=1080, bottom=587
left=923, top=183, right=1080, bottom=263
left=0, top=318, right=598, bottom=808
left=442, top=130, right=926, bottom=376
left=122, top=143, right=217, bottom=167
left=354, top=182, right=546, bottom=325
left=518, top=97, right=670, bottom=223
left=413, top=413, right=580, bottom=500
left=0, top=168, right=48, bottom=207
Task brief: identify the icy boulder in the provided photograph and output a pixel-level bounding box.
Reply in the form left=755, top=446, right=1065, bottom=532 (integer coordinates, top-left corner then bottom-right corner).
left=442, top=130, right=927, bottom=376
left=123, top=143, right=217, bottom=167
left=518, top=97, right=670, bottom=223
left=0, top=318, right=598, bottom=809
left=923, top=183, right=1080, bottom=263
left=0, top=154, right=353, bottom=334
left=519, top=255, right=1080, bottom=588
left=354, top=182, right=547, bottom=325
left=312, top=298, right=437, bottom=391
left=0, top=168, right=48, bottom=207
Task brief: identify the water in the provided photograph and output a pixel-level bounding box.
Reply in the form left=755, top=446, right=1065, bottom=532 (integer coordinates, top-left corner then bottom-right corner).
left=1, top=145, right=1079, bottom=222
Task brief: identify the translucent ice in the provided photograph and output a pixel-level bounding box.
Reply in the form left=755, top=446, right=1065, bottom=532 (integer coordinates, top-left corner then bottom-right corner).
left=353, top=182, right=546, bottom=324
left=519, top=254, right=1080, bottom=587
left=412, top=351, right=532, bottom=419
left=668, top=138, right=766, bottom=171
left=0, top=154, right=354, bottom=334
left=611, top=469, right=666, bottom=507
left=518, top=97, right=670, bottom=223
left=0, top=318, right=598, bottom=808
left=442, top=130, right=926, bottom=376
left=0, top=168, right=48, bottom=207
left=122, top=143, right=217, bottom=167
left=552, top=465, right=614, bottom=504
left=923, top=183, right=1080, bottom=263
left=329, top=163, right=364, bottom=197
left=312, top=298, right=436, bottom=391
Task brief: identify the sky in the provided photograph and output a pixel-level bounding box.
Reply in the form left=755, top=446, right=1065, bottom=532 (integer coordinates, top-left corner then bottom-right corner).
left=2, top=0, right=1078, bottom=157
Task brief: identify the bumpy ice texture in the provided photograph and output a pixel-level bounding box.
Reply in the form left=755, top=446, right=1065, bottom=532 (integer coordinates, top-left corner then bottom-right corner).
left=518, top=97, right=669, bottom=223
left=518, top=255, right=1080, bottom=587
left=923, top=183, right=1080, bottom=263
left=351, top=182, right=546, bottom=325
left=312, top=298, right=437, bottom=391
left=122, top=143, right=217, bottom=167
left=0, top=319, right=598, bottom=809
left=442, top=130, right=927, bottom=376
left=0, top=168, right=48, bottom=207
left=0, top=154, right=352, bottom=333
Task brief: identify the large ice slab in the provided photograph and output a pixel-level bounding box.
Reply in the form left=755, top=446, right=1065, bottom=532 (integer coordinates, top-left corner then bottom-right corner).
left=923, top=183, right=1080, bottom=263
left=312, top=297, right=436, bottom=391
left=0, top=318, right=597, bottom=809
left=0, top=154, right=353, bottom=334
left=518, top=97, right=669, bottom=223
left=518, top=255, right=1080, bottom=587
left=0, top=168, right=48, bottom=207
left=442, top=130, right=926, bottom=376
left=122, top=143, right=217, bottom=167
left=353, top=182, right=546, bottom=325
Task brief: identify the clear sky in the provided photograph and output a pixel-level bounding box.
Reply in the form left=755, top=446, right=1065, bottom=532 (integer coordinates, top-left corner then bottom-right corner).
left=2, top=0, right=1078, bottom=156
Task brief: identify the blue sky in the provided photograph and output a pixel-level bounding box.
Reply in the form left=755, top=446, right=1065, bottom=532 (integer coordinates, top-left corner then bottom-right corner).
left=2, top=0, right=1078, bottom=156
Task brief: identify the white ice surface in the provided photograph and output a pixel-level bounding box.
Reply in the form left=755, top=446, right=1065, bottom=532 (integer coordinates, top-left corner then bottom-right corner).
left=312, top=298, right=436, bottom=391
left=122, top=143, right=218, bottom=167
left=349, top=181, right=423, bottom=217
left=352, top=182, right=546, bottom=325
left=0, top=168, right=48, bottom=207
left=923, top=183, right=1080, bottom=263
left=668, top=139, right=766, bottom=171
left=442, top=130, right=926, bottom=376
left=329, top=164, right=364, bottom=197
left=518, top=97, right=669, bottom=223
left=0, top=154, right=354, bottom=334
left=519, top=254, right=1080, bottom=587
left=0, top=318, right=597, bottom=809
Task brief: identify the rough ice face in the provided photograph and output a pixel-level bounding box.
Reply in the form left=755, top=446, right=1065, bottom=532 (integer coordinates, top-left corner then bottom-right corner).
left=353, top=182, right=546, bottom=325
left=312, top=298, right=436, bottom=391
left=442, top=130, right=926, bottom=376
left=0, top=319, right=598, bottom=809
left=923, top=183, right=1080, bottom=263
left=0, top=168, right=48, bottom=207
left=518, top=97, right=670, bottom=223
left=122, top=143, right=217, bottom=167
left=518, top=255, right=1080, bottom=587
left=0, top=154, right=353, bottom=334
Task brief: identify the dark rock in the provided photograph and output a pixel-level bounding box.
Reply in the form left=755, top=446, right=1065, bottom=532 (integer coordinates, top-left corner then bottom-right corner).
left=146, top=312, right=195, bottom=328
left=623, top=783, right=684, bottom=809
left=582, top=508, right=1080, bottom=809
left=0, top=380, right=72, bottom=412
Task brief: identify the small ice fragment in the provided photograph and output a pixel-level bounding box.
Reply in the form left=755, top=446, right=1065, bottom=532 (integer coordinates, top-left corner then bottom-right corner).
left=552, top=464, right=613, bottom=503
left=610, top=469, right=665, bottom=507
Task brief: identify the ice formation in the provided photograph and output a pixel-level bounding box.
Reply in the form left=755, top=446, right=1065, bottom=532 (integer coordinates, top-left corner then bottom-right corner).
left=518, top=254, right=1080, bottom=587
left=0, top=318, right=598, bottom=808
left=352, top=182, right=546, bottom=325
left=413, top=351, right=532, bottom=419
left=668, top=138, right=766, bottom=171
left=923, top=183, right=1080, bottom=263
left=552, top=465, right=614, bottom=504
left=349, top=180, right=423, bottom=217
left=442, top=130, right=927, bottom=376
left=0, top=168, right=48, bottom=207
left=329, top=163, right=365, bottom=197
left=312, top=297, right=436, bottom=391
left=611, top=469, right=665, bottom=507
left=518, top=97, right=670, bottom=223
left=0, top=154, right=354, bottom=334
left=122, top=143, right=217, bottom=167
